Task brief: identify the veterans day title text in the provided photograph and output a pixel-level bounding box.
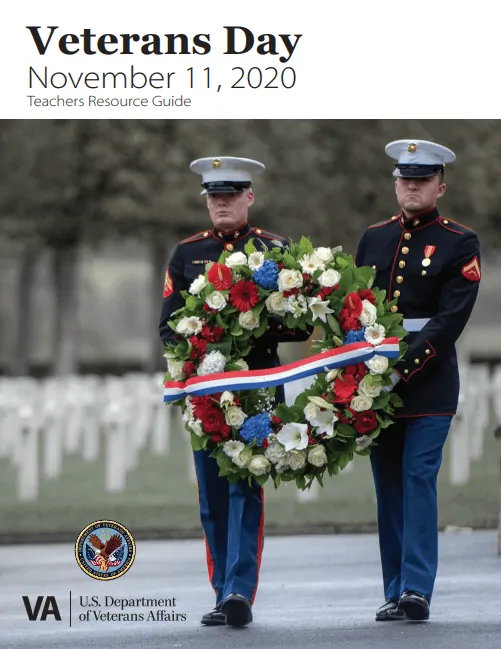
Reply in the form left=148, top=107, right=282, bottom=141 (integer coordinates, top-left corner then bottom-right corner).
left=25, top=26, right=303, bottom=94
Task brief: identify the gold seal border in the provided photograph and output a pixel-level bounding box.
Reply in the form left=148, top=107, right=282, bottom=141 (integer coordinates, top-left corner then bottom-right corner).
left=75, top=519, right=136, bottom=581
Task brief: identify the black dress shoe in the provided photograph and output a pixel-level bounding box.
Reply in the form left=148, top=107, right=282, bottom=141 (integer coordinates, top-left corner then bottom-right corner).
left=221, top=593, right=253, bottom=627
left=201, top=605, right=226, bottom=626
left=375, top=599, right=405, bottom=621
left=399, top=591, right=430, bottom=621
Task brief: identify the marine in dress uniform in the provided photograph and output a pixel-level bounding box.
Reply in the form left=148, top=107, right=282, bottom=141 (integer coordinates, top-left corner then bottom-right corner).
left=355, top=140, right=481, bottom=622
left=159, top=156, right=310, bottom=627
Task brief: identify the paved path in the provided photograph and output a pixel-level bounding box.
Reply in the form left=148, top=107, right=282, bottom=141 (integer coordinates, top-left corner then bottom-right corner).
left=1, top=530, right=499, bottom=648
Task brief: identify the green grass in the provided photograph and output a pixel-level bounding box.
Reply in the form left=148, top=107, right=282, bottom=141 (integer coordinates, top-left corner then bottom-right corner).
left=0, top=415, right=499, bottom=543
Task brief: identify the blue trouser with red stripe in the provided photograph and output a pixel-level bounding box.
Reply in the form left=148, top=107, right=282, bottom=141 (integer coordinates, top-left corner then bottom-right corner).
left=370, top=415, right=452, bottom=603
left=194, top=449, right=264, bottom=606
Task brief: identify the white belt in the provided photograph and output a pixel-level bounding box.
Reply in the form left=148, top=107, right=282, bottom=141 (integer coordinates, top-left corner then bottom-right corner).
left=403, top=318, right=430, bottom=332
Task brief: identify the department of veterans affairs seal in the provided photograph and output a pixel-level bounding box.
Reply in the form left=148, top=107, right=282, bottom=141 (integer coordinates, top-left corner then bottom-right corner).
left=75, top=520, right=136, bottom=580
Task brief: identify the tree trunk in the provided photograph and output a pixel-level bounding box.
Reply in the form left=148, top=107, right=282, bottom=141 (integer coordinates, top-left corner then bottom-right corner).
left=10, top=245, right=39, bottom=376
left=52, top=244, right=80, bottom=375
left=145, top=238, right=169, bottom=373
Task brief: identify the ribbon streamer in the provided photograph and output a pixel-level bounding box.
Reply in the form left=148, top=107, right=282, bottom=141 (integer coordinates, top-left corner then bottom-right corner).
left=164, top=337, right=400, bottom=403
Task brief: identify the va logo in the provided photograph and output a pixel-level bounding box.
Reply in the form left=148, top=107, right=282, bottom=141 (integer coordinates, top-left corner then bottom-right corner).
left=75, top=520, right=136, bottom=580
left=22, top=596, right=61, bottom=621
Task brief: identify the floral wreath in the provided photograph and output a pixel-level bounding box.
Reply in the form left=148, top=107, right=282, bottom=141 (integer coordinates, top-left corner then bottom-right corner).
left=163, top=237, right=407, bottom=490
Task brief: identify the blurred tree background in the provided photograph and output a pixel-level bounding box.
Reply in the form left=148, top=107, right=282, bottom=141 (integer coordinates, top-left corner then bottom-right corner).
left=0, top=119, right=499, bottom=377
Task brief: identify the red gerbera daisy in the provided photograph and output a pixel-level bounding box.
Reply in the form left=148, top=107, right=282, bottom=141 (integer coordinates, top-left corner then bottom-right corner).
left=229, top=280, right=259, bottom=312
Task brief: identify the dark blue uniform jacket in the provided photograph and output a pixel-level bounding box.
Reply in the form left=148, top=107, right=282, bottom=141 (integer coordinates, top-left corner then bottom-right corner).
left=355, top=207, right=481, bottom=417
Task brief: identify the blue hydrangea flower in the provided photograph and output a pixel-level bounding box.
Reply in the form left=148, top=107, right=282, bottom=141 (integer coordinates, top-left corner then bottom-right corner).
left=239, top=413, right=272, bottom=446
left=252, top=260, right=279, bottom=290
left=345, top=328, right=366, bottom=344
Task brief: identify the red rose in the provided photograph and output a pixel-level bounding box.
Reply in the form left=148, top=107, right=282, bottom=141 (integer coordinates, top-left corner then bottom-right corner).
left=212, top=326, right=224, bottom=342
left=354, top=362, right=368, bottom=380
left=183, top=361, right=196, bottom=376
left=229, top=280, right=259, bottom=312
left=359, top=288, right=376, bottom=305
left=354, top=410, right=378, bottom=435
left=200, top=408, right=226, bottom=434
left=262, top=438, right=269, bottom=448
left=322, top=286, right=334, bottom=296
left=221, top=424, right=231, bottom=438
left=212, top=433, right=223, bottom=443
left=333, top=376, right=358, bottom=404
left=340, top=313, right=362, bottom=332
left=208, top=263, right=233, bottom=290
left=344, top=292, right=363, bottom=317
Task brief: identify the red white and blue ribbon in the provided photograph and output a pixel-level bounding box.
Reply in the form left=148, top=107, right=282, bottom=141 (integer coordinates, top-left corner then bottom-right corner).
left=164, top=337, right=400, bottom=403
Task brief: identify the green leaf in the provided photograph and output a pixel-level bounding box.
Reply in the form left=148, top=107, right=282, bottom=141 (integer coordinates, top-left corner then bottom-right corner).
left=299, top=236, right=314, bottom=255
left=284, top=252, right=300, bottom=269
left=244, top=239, right=258, bottom=255
left=295, top=473, right=307, bottom=490
left=229, top=322, right=243, bottom=336
left=372, top=392, right=391, bottom=409
left=190, top=433, right=209, bottom=451
left=185, top=295, right=199, bottom=311
left=327, top=314, right=341, bottom=336
left=207, top=341, right=232, bottom=357
left=353, top=266, right=374, bottom=288
left=336, top=423, right=356, bottom=437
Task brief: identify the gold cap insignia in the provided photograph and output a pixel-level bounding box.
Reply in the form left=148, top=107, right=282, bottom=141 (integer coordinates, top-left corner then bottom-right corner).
left=212, top=158, right=221, bottom=168
left=408, top=143, right=418, bottom=153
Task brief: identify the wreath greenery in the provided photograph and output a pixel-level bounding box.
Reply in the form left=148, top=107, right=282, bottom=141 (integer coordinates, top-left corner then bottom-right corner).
left=164, top=236, right=407, bottom=490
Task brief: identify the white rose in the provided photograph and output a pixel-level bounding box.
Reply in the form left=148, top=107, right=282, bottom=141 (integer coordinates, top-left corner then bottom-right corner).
left=325, top=369, right=340, bottom=382
left=167, top=358, right=184, bottom=381
left=358, top=376, right=382, bottom=398
left=188, top=419, right=204, bottom=437
left=238, top=311, right=260, bottom=330
left=220, top=391, right=235, bottom=407
left=299, top=253, right=324, bottom=275
left=286, top=449, right=307, bottom=471
left=365, top=355, right=389, bottom=375
left=223, top=440, right=245, bottom=458
left=303, top=402, right=319, bottom=423
left=176, top=316, right=202, bottom=336
left=205, top=292, right=227, bottom=311
left=248, top=456, right=271, bottom=476
left=225, top=252, right=248, bottom=268
left=350, top=394, right=374, bottom=412
left=364, top=324, right=386, bottom=346
left=277, top=269, right=303, bottom=292
left=265, top=292, right=288, bottom=316
left=232, top=446, right=253, bottom=468
left=314, top=247, right=334, bottom=265
left=189, top=275, right=207, bottom=296
left=359, top=299, right=377, bottom=326
left=234, top=358, right=249, bottom=371
left=318, top=269, right=341, bottom=288
left=225, top=406, right=247, bottom=429
left=308, top=445, right=328, bottom=467
left=264, top=441, right=286, bottom=464
left=248, top=251, right=265, bottom=271
left=197, top=350, right=227, bottom=375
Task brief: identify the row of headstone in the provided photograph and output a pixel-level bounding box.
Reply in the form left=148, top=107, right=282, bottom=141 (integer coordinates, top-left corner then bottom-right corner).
left=0, top=362, right=497, bottom=502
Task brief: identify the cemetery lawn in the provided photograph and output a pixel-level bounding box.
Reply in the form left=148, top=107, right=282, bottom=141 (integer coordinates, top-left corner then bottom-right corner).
left=0, top=418, right=499, bottom=543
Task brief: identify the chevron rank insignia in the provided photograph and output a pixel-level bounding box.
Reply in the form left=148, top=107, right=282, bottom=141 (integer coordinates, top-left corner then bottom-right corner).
left=461, top=256, right=481, bottom=282
left=163, top=269, right=174, bottom=298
